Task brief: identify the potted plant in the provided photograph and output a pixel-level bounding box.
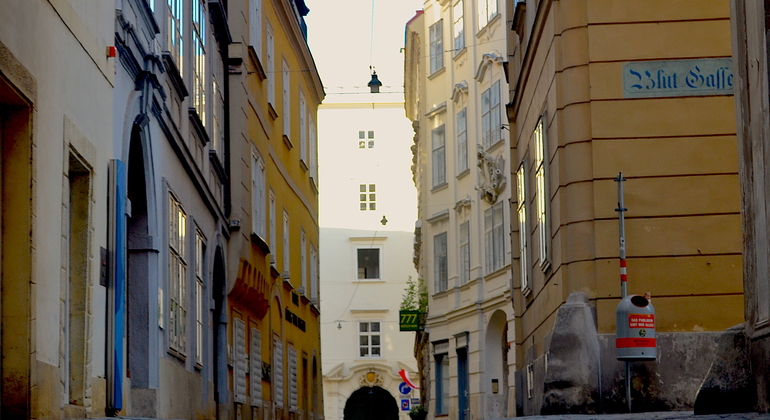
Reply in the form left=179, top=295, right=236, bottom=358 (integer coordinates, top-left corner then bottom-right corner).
left=409, top=405, right=428, bottom=420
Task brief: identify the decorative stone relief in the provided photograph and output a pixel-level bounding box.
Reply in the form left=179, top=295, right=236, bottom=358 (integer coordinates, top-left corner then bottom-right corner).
left=358, top=370, right=384, bottom=387
left=476, top=147, right=506, bottom=204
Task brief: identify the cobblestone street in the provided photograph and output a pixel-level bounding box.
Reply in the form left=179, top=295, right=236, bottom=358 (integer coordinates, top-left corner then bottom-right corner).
left=511, top=412, right=770, bottom=420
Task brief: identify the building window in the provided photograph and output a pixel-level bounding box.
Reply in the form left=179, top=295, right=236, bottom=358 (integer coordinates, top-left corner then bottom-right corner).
left=195, top=230, right=205, bottom=367
left=168, top=193, right=187, bottom=355
left=310, top=118, right=318, bottom=182
left=457, top=108, right=468, bottom=173
left=212, top=70, right=225, bottom=158
left=436, top=353, right=450, bottom=414
left=358, top=130, right=375, bottom=149
left=434, top=232, right=448, bottom=292
left=481, top=80, right=501, bottom=149
left=266, top=22, right=275, bottom=105
left=250, top=328, right=263, bottom=406
left=282, top=59, right=291, bottom=139
left=359, top=184, right=376, bottom=211
left=459, top=221, right=470, bottom=285
left=249, top=0, right=262, bottom=58
left=526, top=363, right=534, bottom=399
left=273, top=335, right=284, bottom=408
left=300, top=229, right=307, bottom=293
left=288, top=343, right=298, bottom=412
left=478, top=0, right=498, bottom=30
left=359, top=321, right=381, bottom=357
left=192, top=0, right=206, bottom=123
left=283, top=210, right=290, bottom=277
left=453, top=0, right=464, bottom=53
left=167, top=0, right=184, bottom=76
left=534, top=117, right=550, bottom=271
left=300, top=90, right=307, bottom=163
left=516, top=162, right=531, bottom=294
left=432, top=124, right=446, bottom=187
left=252, top=150, right=266, bottom=238
left=233, top=318, right=247, bottom=403
left=357, top=248, right=380, bottom=279
left=310, top=245, right=319, bottom=303
left=484, top=201, right=505, bottom=273
left=430, top=19, right=444, bottom=74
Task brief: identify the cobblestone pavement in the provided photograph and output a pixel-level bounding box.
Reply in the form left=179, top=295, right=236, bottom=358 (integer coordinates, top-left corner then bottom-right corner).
left=509, top=411, right=770, bottom=420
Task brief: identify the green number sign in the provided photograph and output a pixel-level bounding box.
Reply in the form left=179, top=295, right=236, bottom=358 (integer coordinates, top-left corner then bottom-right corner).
left=399, top=310, right=423, bottom=331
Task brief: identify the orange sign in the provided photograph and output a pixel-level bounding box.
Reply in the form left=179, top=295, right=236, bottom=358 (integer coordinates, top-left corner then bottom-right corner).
left=628, top=314, right=655, bottom=329
left=616, top=338, right=656, bottom=348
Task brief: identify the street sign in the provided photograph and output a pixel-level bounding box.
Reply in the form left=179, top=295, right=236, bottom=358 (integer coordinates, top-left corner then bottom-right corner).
left=401, top=399, right=411, bottom=411
left=398, top=381, right=412, bottom=395
left=399, top=310, right=423, bottom=331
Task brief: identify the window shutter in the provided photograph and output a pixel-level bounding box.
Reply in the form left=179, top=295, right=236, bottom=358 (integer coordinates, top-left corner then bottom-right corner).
left=273, top=336, right=284, bottom=408
left=250, top=328, right=262, bottom=406
left=289, top=344, right=298, bottom=412
left=234, top=318, right=247, bottom=403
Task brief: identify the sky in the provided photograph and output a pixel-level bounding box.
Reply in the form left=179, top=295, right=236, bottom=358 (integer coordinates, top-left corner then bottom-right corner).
left=304, top=0, right=424, bottom=96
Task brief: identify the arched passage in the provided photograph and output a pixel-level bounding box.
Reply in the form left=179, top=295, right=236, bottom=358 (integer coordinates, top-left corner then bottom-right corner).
left=485, top=309, right=509, bottom=418
left=343, top=386, right=399, bottom=420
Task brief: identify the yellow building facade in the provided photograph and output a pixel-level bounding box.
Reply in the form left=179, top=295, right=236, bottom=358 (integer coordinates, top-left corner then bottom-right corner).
left=507, top=0, right=743, bottom=414
left=228, top=0, right=323, bottom=419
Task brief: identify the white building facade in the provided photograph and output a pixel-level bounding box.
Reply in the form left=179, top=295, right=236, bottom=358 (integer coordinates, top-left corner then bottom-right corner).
left=404, top=1, right=515, bottom=419
left=318, top=93, right=420, bottom=420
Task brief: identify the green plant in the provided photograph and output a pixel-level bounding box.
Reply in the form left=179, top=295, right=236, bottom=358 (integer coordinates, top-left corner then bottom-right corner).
left=409, top=405, right=428, bottom=418
left=401, top=276, right=428, bottom=312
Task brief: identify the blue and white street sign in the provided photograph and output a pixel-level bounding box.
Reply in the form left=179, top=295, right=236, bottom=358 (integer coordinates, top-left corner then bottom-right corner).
left=398, top=381, right=412, bottom=395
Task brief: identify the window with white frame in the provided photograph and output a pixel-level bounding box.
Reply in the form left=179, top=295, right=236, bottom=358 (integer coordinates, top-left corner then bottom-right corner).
left=453, top=0, right=465, bottom=53
left=282, top=59, right=291, bottom=139
left=233, top=318, right=247, bottom=403
left=478, top=0, right=498, bottom=30
left=310, top=118, right=318, bottom=182
left=212, top=71, right=225, bottom=158
left=273, top=334, right=284, bottom=408
left=484, top=201, right=505, bottom=273
left=481, top=80, right=501, bottom=149
left=266, top=22, right=275, bottom=105
left=168, top=193, right=187, bottom=355
left=300, top=91, right=307, bottom=163
left=192, top=0, right=206, bottom=123
left=430, top=19, right=444, bottom=74
left=357, top=248, right=380, bottom=279
left=300, top=229, right=307, bottom=293
left=310, top=244, right=318, bottom=303
left=195, top=229, right=205, bottom=367
left=252, top=150, right=266, bottom=238
left=516, top=162, right=531, bottom=294
left=269, top=189, right=276, bottom=252
left=167, top=0, right=184, bottom=76
left=358, top=130, right=375, bottom=149
left=358, top=321, right=381, bottom=357
left=283, top=210, right=290, bottom=277
left=436, top=353, right=450, bottom=414
left=459, top=221, right=470, bottom=285
left=250, top=328, right=263, bottom=406
left=434, top=232, right=448, bottom=292
left=249, top=0, right=262, bottom=59
left=288, top=343, right=298, bottom=412
left=457, top=108, right=468, bottom=173
left=359, top=184, right=376, bottom=211
left=432, top=124, right=446, bottom=187
left=534, top=117, right=550, bottom=271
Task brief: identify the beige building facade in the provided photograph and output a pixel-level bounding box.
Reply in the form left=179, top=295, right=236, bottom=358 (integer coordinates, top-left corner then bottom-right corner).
left=507, top=0, right=743, bottom=414
left=404, top=0, right=515, bottom=419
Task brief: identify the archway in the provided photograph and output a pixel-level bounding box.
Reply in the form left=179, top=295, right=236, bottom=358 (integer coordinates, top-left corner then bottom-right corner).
left=343, top=386, right=399, bottom=420
left=485, top=310, right=509, bottom=418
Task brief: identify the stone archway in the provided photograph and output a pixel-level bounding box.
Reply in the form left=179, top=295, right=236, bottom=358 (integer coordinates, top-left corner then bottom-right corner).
left=485, top=309, right=509, bottom=419
left=343, top=386, right=399, bottom=420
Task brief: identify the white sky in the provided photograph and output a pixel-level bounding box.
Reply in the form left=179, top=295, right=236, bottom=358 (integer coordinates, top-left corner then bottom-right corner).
left=304, top=0, right=424, bottom=96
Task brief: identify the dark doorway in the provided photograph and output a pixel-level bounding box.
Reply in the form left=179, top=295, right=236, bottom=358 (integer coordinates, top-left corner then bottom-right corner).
left=343, top=386, right=398, bottom=420
left=212, top=247, right=227, bottom=411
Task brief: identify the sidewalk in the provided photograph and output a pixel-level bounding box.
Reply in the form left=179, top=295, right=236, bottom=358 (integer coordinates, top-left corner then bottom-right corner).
left=510, top=411, right=770, bottom=420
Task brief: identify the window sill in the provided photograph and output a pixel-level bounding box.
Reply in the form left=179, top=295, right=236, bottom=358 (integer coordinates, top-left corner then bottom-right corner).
left=476, top=12, right=502, bottom=38
left=456, top=168, right=470, bottom=180
left=428, top=66, right=446, bottom=80
left=453, top=46, right=467, bottom=61
left=247, top=45, right=267, bottom=81
left=484, top=138, right=505, bottom=153
left=250, top=232, right=271, bottom=254
left=268, top=103, right=278, bottom=120
left=354, top=278, right=385, bottom=283
left=431, top=182, right=448, bottom=193
left=299, top=158, right=308, bottom=171
left=484, top=264, right=511, bottom=279
left=283, top=134, right=294, bottom=149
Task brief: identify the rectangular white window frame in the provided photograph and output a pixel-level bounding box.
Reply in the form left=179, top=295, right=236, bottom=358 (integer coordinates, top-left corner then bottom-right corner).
left=434, top=232, right=448, bottom=292
left=283, top=209, right=290, bottom=278
left=309, top=118, right=318, bottom=183
left=358, top=321, right=381, bottom=358
left=168, top=192, right=187, bottom=355
left=356, top=247, right=381, bottom=280
left=459, top=221, right=470, bottom=285
left=273, top=334, right=284, bottom=408
left=534, top=116, right=550, bottom=271
left=432, top=124, right=446, bottom=187
left=478, top=0, right=498, bottom=30
left=167, top=0, right=184, bottom=76
left=249, top=0, right=262, bottom=59
left=250, top=328, right=263, bottom=406
left=233, top=318, right=247, bottom=403
left=516, top=162, right=531, bottom=295
left=195, top=229, right=205, bottom=367
left=359, top=183, right=376, bottom=211
left=484, top=201, right=505, bottom=273
left=310, top=244, right=319, bottom=303
left=269, top=190, right=276, bottom=258
left=300, top=229, right=307, bottom=293
left=282, top=59, right=291, bottom=139
left=192, top=0, right=206, bottom=124
left=300, top=90, right=307, bottom=164
left=457, top=108, right=468, bottom=173
left=436, top=353, right=450, bottom=414
left=266, top=22, right=275, bottom=105
left=429, top=19, right=444, bottom=74
left=251, top=149, right=266, bottom=238
left=453, top=0, right=465, bottom=53
left=481, top=80, right=501, bottom=149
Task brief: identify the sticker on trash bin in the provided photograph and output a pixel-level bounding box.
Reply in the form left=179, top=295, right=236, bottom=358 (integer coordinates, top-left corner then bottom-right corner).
left=616, top=337, right=657, bottom=348
left=628, top=314, right=655, bottom=329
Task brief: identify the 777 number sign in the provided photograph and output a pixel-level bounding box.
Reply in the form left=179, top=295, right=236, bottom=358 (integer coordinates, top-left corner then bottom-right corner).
left=399, top=310, right=424, bottom=331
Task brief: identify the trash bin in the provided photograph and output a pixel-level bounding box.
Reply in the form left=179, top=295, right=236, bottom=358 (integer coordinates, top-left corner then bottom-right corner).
left=616, top=294, right=656, bottom=361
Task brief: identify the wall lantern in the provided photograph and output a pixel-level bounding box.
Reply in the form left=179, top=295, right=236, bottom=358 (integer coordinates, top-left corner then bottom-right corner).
left=368, top=70, right=382, bottom=93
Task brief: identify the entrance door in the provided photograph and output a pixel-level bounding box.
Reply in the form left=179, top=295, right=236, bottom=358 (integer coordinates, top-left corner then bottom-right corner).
left=458, top=348, right=470, bottom=420
left=343, top=386, right=398, bottom=420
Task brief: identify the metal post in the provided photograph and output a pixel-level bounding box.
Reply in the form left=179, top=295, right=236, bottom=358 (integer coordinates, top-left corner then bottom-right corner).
left=615, top=172, right=631, bottom=413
